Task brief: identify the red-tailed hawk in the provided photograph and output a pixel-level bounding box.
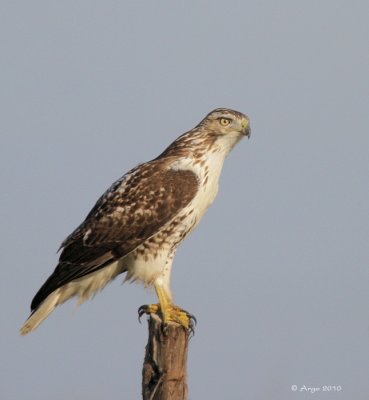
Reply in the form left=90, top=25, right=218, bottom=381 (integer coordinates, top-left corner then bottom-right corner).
left=20, top=108, right=250, bottom=335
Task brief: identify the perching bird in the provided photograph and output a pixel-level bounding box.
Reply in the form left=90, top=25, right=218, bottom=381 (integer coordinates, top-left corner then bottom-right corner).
left=20, top=108, right=250, bottom=335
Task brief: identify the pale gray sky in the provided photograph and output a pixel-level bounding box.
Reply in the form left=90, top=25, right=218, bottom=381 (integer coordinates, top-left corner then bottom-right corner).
left=1, top=1, right=369, bottom=399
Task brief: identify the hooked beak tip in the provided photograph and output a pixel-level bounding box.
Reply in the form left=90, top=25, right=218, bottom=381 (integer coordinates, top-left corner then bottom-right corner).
left=245, top=126, right=251, bottom=139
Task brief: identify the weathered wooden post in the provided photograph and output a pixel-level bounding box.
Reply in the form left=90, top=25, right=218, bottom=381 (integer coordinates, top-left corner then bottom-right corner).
left=142, top=314, right=191, bottom=400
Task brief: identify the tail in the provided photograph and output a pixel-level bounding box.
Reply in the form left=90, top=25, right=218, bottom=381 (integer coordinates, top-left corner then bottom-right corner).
left=20, top=290, right=61, bottom=335
left=20, top=260, right=126, bottom=335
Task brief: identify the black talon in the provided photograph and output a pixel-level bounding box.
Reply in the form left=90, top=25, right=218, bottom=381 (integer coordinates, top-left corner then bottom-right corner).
left=182, top=309, right=197, bottom=328
left=188, top=314, right=197, bottom=337
left=138, top=304, right=149, bottom=323
left=188, top=312, right=197, bottom=326
left=161, top=322, right=169, bottom=336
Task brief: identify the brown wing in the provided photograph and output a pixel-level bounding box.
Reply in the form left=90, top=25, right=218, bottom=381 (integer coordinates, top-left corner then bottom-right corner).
left=31, top=159, right=198, bottom=310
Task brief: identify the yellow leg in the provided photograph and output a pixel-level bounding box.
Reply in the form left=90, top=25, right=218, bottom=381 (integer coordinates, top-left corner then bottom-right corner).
left=155, top=285, right=171, bottom=323
left=138, top=285, right=196, bottom=330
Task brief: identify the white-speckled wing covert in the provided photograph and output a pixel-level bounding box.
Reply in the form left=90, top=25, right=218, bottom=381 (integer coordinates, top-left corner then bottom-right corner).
left=31, top=160, right=198, bottom=310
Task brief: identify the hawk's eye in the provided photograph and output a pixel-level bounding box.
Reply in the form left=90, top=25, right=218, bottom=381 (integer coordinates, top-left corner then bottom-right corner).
left=219, top=118, right=231, bottom=127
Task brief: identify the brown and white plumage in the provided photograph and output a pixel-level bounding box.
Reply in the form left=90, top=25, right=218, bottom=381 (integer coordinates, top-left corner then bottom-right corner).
left=20, top=108, right=250, bottom=335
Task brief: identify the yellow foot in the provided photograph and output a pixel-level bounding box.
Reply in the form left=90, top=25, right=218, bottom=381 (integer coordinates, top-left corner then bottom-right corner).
left=138, top=303, right=196, bottom=331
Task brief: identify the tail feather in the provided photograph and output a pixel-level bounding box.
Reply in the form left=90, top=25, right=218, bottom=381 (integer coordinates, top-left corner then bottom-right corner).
left=20, top=291, right=60, bottom=335
left=20, top=260, right=125, bottom=335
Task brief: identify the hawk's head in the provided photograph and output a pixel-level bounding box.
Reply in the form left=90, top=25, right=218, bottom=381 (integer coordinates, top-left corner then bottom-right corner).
left=200, top=108, right=251, bottom=139
left=159, top=108, right=250, bottom=159
left=191, top=108, right=251, bottom=156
